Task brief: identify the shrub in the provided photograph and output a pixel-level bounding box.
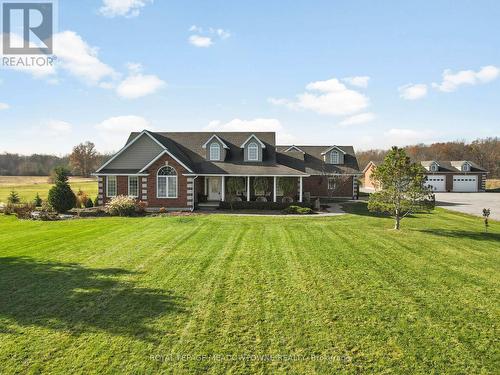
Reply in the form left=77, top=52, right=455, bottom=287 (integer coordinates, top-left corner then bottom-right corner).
left=253, top=177, right=269, bottom=196
left=105, top=195, right=141, bottom=217
left=33, top=193, right=42, bottom=207
left=48, top=183, right=77, bottom=213
left=48, top=166, right=77, bottom=213
left=158, top=207, right=167, bottom=214
left=85, top=197, right=94, bottom=208
left=283, top=205, right=313, bottom=215
left=277, top=177, right=295, bottom=198
left=94, top=196, right=100, bottom=207
left=7, top=191, right=20, bottom=204
left=219, top=201, right=313, bottom=210
left=76, top=189, right=89, bottom=208
left=6, top=203, right=36, bottom=219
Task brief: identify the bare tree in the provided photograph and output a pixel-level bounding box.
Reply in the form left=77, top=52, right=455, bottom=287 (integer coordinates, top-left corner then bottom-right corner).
left=69, top=142, right=98, bottom=177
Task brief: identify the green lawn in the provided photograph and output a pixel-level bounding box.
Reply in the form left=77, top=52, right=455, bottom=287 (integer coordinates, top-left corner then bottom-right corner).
left=0, top=205, right=498, bottom=374
left=0, top=176, right=97, bottom=204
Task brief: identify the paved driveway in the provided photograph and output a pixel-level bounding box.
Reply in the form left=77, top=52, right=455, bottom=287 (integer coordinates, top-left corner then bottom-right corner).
left=434, top=193, right=500, bottom=220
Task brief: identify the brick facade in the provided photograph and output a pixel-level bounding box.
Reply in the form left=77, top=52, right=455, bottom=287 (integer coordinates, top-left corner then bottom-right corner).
left=101, top=153, right=191, bottom=210
left=302, top=175, right=355, bottom=198
left=145, top=153, right=190, bottom=209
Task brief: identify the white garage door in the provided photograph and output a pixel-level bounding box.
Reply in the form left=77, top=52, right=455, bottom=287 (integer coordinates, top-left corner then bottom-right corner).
left=425, top=175, right=446, bottom=192
left=453, top=175, right=477, bottom=192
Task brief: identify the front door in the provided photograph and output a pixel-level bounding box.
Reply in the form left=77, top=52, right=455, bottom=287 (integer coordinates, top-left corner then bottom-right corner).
left=207, top=177, right=221, bottom=200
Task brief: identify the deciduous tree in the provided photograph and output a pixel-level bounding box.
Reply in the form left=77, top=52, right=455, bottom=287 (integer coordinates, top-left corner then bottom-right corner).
left=368, top=147, right=434, bottom=230
left=69, top=142, right=98, bottom=177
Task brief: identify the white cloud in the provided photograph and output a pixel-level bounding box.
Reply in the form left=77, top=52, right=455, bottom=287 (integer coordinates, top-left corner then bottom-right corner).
left=384, top=128, right=437, bottom=146
left=399, top=83, right=428, bottom=100
left=99, top=0, right=152, bottom=18
left=188, top=26, right=230, bottom=47
left=205, top=118, right=296, bottom=144
left=270, top=77, right=370, bottom=116
left=2, top=31, right=117, bottom=85
left=339, top=112, right=375, bottom=126
left=188, top=35, right=213, bottom=48
left=95, top=115, right=154, bottom=151
left=54, top=31, right=117, bottom=85
left=342, top=76, right=370, bottom=88
left=432, top=65, right=500, bottom=92
left=23, top=120, right=72, bottom=141
left=116, top=64, right=166, bottom=99
left=0, top=103, right=10, bottom=110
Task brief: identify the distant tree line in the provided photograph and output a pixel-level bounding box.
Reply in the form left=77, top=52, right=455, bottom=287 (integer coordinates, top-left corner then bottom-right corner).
left=0, top=142, right=112, bottom=177
left=357, top=137, right=500, bottom=178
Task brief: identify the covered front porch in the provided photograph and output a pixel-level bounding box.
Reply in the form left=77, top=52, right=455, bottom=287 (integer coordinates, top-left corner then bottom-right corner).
left=195, top=175, right=306, bottom=205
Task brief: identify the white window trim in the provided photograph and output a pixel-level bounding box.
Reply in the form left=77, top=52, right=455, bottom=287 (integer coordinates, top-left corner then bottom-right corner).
left=328, top=177, right=336, bottom=190
left=156, top=166, right=178, bottom=199
left=209, top=142, right=221, bottom=161
left=106, top=176, right=117, bottom=197
left=431, top=164, right=438, bottom=172
left=128, top=176, right=139, bottom=198
left=330, top=151, right=340, bottom=164
left=247, top=142, right=259, bottom=161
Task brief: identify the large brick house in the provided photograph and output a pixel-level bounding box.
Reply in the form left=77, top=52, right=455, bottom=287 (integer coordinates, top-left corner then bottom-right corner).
left=93, top=130, right=361, bottom=210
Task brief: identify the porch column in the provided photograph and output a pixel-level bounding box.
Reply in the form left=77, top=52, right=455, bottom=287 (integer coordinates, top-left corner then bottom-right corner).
left=221, top=176, right=225, bottom=202
left=247, top=176, right=251, bottom=201
left=299, top=176, right=303, bottom=203
left=273, top=176, right=277, bottom=202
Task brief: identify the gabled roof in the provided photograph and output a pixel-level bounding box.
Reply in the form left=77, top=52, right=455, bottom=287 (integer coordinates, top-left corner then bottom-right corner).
left=320, top=145, right=347, bottom=155
left=240, top=134, right=266, bottom=148
left=95, top=130, right=166, bottom=173
left=362, top=160, right=378, bottom=173
left=283, top=145, right=305, bottom=153
left=95, top=131, right=361, bottom=176
left=420, top=160, right=487, bottom=173
left=202, top=134, right=229, bottom=149
left=277, top=145, right=360, bottom=174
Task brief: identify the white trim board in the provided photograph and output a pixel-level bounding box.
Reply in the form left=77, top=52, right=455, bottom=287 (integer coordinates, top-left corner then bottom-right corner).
left=240, top=134, right=266, bottom=148
left=320, top=146, right=346, bottom=155
left=202, top=134, right=229, bottom=149
left=95, top=130, right=194, bottom=174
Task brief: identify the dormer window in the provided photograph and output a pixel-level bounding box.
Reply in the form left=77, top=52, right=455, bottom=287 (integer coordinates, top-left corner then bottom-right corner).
left=209, top=142, right=221, bottom=161
left=330, top=151, right=340, bottom=164
left=462, top=163, right=470, bottom=172
left=248, top=142, right=258, bottom=161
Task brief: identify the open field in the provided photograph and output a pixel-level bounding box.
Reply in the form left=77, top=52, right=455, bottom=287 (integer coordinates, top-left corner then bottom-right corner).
left=0, top=204, right=498, bottom=373
left=486, top=179, right=500, bottom=192
left=0, top=176, right=97, bottom=204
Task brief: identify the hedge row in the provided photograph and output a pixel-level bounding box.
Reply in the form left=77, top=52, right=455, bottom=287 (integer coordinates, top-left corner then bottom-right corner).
left=219, top=201, right=314, bottom=210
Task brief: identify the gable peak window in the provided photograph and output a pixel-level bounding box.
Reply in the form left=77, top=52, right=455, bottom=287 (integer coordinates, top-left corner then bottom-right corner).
left=209, top=142, right=221, bottom=161
left=462, top=163, right=470, bottom=172
left=248, top=142, right=258, bottom=161
left=430, top=163, right=438, bottom=172
left=157, top=166, right=177, bottom=198
left=330, top=151, right=340, bottom=164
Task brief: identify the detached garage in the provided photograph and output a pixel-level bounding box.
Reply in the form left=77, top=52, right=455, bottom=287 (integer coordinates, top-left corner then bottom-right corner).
left=421, top=160, right=488, bottom=193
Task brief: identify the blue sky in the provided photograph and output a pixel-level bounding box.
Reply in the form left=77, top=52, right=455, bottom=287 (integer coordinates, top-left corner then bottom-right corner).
left=1, top=0, right=499, bottom=155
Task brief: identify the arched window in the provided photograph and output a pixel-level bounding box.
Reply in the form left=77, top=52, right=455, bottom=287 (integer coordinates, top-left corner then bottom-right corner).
left=157, top=166, right=177, bottom=198
left=462, top=163, right=470, bottom=172
left=248, top=142, right=258, bottom=161
left=330, top=151, right=339, bottom=164
left=209, top=142, right=221, bottom=160
left=431, top=163, right=438, bottom=172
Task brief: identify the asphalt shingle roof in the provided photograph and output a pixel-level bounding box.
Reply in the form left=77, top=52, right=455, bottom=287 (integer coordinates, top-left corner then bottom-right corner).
left=110, top=132, right=362, bottom=176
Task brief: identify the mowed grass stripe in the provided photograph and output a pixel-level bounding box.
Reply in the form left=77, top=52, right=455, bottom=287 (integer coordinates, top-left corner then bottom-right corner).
left=0, top=205, right=498, bottom=374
